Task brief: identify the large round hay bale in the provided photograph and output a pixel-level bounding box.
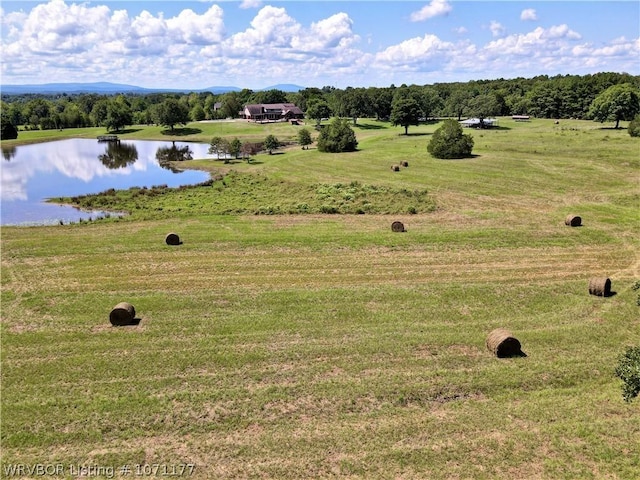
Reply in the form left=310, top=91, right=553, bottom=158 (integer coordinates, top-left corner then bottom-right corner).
left=589, top=277, right=611, bottom=297
left=391, top=164, right=400, bottom=172
left=401, top=161, right=409, bottom=167
left=565, top=214, right=581, bottom=227
left=391, top=221, right=405, bottom=233
left=110, top=302, right=136, bottom=326
left=165, top=232, right=181, bottom=245
left=486, top=328, right=522, bottom=358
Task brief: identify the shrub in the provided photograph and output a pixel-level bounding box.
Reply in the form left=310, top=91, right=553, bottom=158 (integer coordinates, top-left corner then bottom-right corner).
left=427, top=119, right=474, bottom=159
left=614, top=346, right=640, bottom=402
left=628, top=115, right=640, bottom=137
left=632, top=280, right=640, bottom=306
left=317, top=118, right=358, bottom=153
left=1, top=120, right=18, bottom=140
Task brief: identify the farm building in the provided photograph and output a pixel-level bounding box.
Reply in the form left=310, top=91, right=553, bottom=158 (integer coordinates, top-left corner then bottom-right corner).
left=242, top=103, right=304, bottom=122
left=460, top=118, right=498, bottom=128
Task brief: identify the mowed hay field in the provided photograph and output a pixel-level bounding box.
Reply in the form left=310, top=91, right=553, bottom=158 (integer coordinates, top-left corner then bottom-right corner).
left=1, top=118, right=639, bottom=479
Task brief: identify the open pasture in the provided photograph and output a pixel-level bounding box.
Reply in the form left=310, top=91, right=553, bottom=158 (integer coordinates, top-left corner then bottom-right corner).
left=1, top=118, right=639, bottom=479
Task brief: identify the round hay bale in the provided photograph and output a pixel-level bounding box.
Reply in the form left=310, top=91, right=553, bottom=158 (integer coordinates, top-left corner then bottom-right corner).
left=401, top=161, right=409, bottom=167
left=589, top=277, right=611, bottom=297
left=391, top=165, right=400, bottom=172
left=110, top=302, right=136, bottom=326
left=165, top=232, right=181, bottom=245
left=486, top=328, right=522, bottom=358
left=391, top=221, right=405, bottom=233
left=565, top=214, right=581, bottom=227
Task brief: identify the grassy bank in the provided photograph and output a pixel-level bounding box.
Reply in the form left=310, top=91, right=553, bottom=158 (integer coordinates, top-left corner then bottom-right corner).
left=1, top=118, right=639, bottom=479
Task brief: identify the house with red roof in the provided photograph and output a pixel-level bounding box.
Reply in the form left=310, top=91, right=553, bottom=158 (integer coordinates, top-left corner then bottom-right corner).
left=242, top=103, right=304, bottom=122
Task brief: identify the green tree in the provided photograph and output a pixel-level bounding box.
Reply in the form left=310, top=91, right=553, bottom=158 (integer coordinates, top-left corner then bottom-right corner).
left=91, top=99, right=109, bottom=127
left=208, top=136, right=230, bottom=162
left=229, top=137, right=242, bottom=159
left=190, top=104, right=206, bottom=122
left=298, top=128, right=313, bottom=149
left=153, top=98, right=190, bottom=131
left=105, top=97, right=133, bottom=132
left=219, top=91, right=242, bottom=119
left=446, top=89, right=472, bottom=121
left=427, top=119, right=474, bottom=159
left=252, top=89, right=288, bottom=105
left=264, top=135, right=280, bottom=155
left=588, top=83, right=640, bottom=129
left=24, top=98, right=52, bottom=129
left=367, top=86, right=394, bottom=120
left=305, top=99, right=332, bottom=126
left=317, top=118, right=358, bottom=153
left=390, top=95, right=422, bottom=135
left=467, top=94, right=501, bottom=128
left=342, top=87, right=369, bottom=125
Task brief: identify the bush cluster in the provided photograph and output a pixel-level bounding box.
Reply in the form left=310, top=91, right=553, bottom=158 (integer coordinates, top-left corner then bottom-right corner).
left=317, top=118, right=358, bottom=153
left=615, top=346, right=640, bottom=402
left=628, top=115, right=640, bottom=137
left=427, top=119, right=474, bottom=159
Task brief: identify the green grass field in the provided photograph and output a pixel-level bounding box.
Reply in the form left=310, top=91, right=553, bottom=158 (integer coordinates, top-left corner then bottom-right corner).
left=1, top=118, right=639, bottom=479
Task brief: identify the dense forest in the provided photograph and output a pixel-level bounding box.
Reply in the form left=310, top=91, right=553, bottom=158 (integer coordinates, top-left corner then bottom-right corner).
left=1, top=72, right=639, bottom=133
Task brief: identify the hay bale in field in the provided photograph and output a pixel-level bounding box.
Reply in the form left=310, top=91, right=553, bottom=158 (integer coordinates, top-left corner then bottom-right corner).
left=486, top=328, right=524, bottom=358
left=565, top=214, right=582, bottom=227
left=165, top=232, right=182, bottom=245
left=391, top=165, right=400, bottom=172
left=391, top=221, right=405, bottom=233
left=109, top=302, right=138, bottom=326
left=401, top=161, right=409, bottom=167
left=589, top=277, right=612, bottom=297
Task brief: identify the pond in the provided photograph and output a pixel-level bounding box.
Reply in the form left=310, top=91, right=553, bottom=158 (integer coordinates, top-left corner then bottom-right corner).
left=1, top=139, right=213, bottom=226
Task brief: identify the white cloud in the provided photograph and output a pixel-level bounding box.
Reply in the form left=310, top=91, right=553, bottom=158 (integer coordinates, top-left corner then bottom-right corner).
left=374, top=34, right=470, bottom=72
left=521, top=9, right=538, bottom=21
left=166, top=5, right=225, bottom=45
left=410, top=0, right=452, bottom=22
left=302, top=13, right=357, bottom=50
left=490, top=21, right=506, bottom=38
left=573, top=36, right=640, bottom=58
left=240, top=0, right=262, bottom=9
left=0, top=1, right=637, bottom=89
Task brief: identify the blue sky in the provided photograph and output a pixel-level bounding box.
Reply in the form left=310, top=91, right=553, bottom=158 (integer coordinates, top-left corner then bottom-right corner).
left=1, top=1, right=638, bottom=89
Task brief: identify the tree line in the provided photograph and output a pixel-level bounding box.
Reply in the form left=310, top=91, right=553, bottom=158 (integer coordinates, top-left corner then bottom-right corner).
left=1, top=72, right=639, bottom=134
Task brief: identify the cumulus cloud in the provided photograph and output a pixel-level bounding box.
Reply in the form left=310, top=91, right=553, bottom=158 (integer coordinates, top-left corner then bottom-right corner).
left=240, top=0, right=263, bottom=9
left=484, top=25, right=581, bottom=55
left=373, top=34, right=477, bottom=76
left=490, top=21, right=506, bottom=37
left=521, top=9, right=538, bottom=21
left=166, top=5, right=225, bottom=45
left=410, top=0, right=452, bottom=22
left=0, top=1, right=637, bottom=89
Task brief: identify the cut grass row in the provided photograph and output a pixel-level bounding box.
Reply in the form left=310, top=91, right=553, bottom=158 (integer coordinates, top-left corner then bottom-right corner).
left=1, top=117, right=639, bottom=479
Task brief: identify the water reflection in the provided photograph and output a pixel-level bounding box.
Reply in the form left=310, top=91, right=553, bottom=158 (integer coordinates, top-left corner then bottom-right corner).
left=98, top=141, right=138, bottom=169
left=156, top=142, right=193, bottom=172
left=0, top=138, right=212, bottom=225
left=2, top=145, right=17, bottom=161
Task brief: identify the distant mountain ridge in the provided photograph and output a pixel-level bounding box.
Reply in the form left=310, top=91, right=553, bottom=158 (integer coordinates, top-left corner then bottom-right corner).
left=0, top=82, right=305, bottom=95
